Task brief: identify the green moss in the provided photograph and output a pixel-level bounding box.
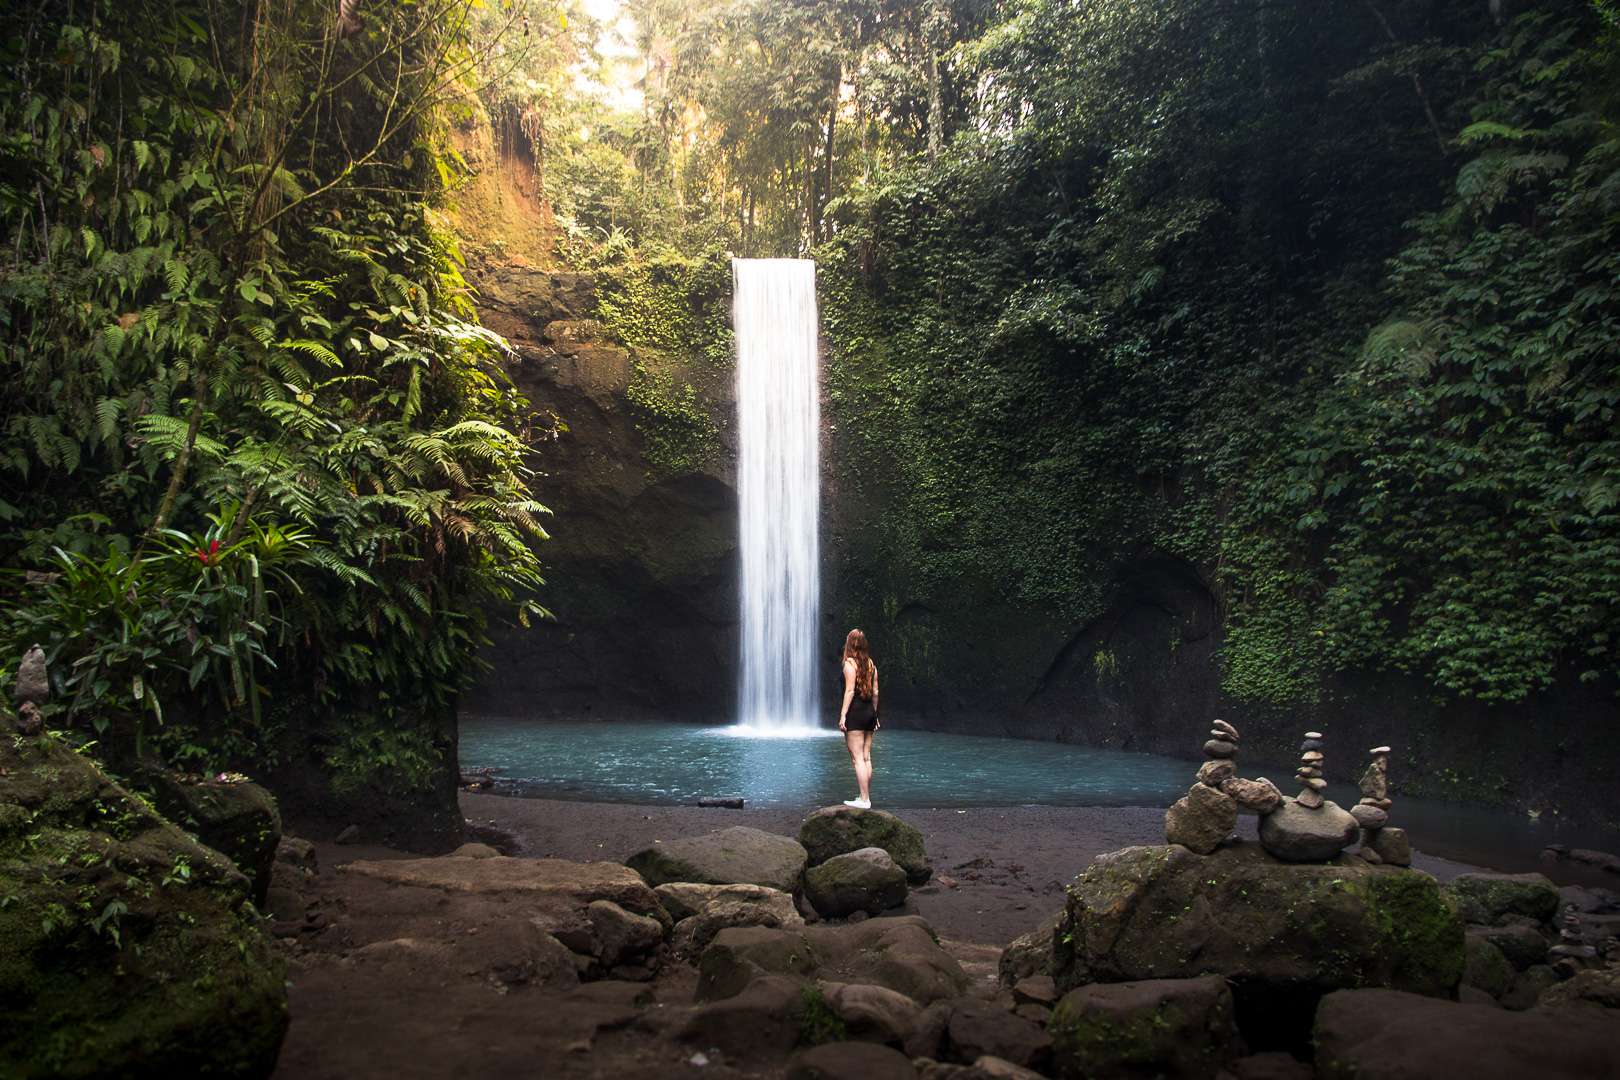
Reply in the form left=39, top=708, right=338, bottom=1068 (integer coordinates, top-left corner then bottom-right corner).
left=1364, top=871, right=1465, bottom=996
left=796, top=985, right=847, bottom=1046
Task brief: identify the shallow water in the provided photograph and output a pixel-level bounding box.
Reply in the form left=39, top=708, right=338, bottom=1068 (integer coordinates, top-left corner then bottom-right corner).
left=458, top=716, right=1620, bottom=881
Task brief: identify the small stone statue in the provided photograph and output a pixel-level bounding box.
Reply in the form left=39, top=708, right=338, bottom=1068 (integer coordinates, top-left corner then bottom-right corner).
left=14, top=643, right=49, bottom=706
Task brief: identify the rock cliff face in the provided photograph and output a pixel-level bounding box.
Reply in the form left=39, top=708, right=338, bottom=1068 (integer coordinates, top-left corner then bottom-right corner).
left=463, top=265, right=739, bottom=720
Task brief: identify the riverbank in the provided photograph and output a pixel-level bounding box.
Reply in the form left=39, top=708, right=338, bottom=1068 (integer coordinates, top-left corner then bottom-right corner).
left=456, top=793, right=1482, bottom=945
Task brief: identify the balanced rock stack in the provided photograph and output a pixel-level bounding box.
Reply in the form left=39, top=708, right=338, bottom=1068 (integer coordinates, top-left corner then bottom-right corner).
left=1352, top=746, right=1411, bottom=866
left=1258, top=731, right=1359, bottom=862
left=1162, top=720, right=1244, bottom=855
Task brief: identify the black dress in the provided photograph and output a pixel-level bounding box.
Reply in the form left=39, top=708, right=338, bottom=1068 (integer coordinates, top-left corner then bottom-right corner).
left=842, top=663, right=878, bottom=732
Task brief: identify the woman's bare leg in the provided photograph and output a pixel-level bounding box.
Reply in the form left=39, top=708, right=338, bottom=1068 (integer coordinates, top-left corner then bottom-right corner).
left=845, top=731, right=866, bottom=800
left=857, top=731, right=874, bottom=803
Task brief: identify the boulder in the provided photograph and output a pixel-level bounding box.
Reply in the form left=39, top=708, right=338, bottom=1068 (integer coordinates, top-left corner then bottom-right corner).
left=1012, top=975, right=1058, bottom=1008
left=801, top=806, right=933, bottom=884
left=998, top=914, right=1058, bottom=985
left=1443, top=872, right=1561, bottom=926
left=626, top=826, right=808, bottom=892
left=697, top=916, right=971, bottom=1005
left=786, top=1041, right=919, bottom=1080
left=1164, top=783, right=1239, bottom=855
left=1498, top=964, right=1558, bottom=1010
left=587, top=899, right=664, bottom=968
left=275, top=835, right=317, bottom=875
left=1257, top=797, right=1358, bottom=862
left=342, top=855, right=670, bottom=927
left=1053, top=844, right=1463, bottom=1001
left=1538, top=965, right=1620, bottom=1010
left=1461, top=932, right=1514, bottom=998
left=136, top=768, right=283, bottom=907
left=658, top=882, right=804, bottom=958
left=0, top=733, right=287, bottom=1078
left=1221, top=776, right=1283, bottom=815
left=806, top=847, right=910, bottom=918
left=1365, top=825, right=1411, bottom=866
left=1470, top=923, right=1548, bottom=970
left=905, top=1000, right=954, bottom=1059
left=818, top=981, right=926, bottom=1046
left=1313, top=988, right=1620, bottom=1078
left=678, top=974, right=815, bottom=1059
left=945, top=999, right=1052, bottom=1070
left=1049, top=975, right=1237, bottom=1080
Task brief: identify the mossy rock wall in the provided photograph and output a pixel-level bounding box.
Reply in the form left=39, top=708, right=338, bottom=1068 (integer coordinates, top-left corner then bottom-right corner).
left=0, top=730, right=288, bottom=1079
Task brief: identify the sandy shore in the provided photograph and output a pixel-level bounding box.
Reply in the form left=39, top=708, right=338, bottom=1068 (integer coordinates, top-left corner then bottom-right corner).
left=459, top=792, right=1483, bottom=945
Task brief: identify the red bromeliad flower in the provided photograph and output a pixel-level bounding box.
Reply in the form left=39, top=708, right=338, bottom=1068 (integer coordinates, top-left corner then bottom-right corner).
left=195, top=539, right=221, bottom=566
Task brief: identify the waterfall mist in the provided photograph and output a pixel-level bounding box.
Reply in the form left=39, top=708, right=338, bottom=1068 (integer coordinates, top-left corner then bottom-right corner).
left=733, top=258, right=822, bottom=734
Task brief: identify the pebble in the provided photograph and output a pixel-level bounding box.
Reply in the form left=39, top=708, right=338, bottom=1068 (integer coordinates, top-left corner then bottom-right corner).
left=1208, top=730, right=1239, bottom=743
left=1297, top=789, right=1325, bottom=809
left=1369, top=745, right=1391, bottom=755
left=1296, top=768, right=1322, bottom=779
left=1304, top=731, right=1324, bottom=739
left=1300, top=738, right=1325, bottom=751
left=1203, top=739, right=1238, bottom=759
left=1304, top=778, right=1327, bottom=790
left=1213, top=719, right=1239, bottom=739
left=1300, top=751, right=1324, bottom=763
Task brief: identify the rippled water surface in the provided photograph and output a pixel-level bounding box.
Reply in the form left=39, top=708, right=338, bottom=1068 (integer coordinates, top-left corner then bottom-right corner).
left=459, top=717, right=1620, bottom=878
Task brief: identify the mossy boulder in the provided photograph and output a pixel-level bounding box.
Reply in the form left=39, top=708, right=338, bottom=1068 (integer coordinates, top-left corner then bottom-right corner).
left=1442, top=872, right=1560, bottom=926
left=1049, top=975, right=1237, bottom=1080
left=1053, top=843, right=1464, bottom=1003
left=627, top=826, right=808, bottom=892
left=0, top=732, right=288, bottom=1079
left=135, top=767, right=282, bottom=906
left=804, top=847, right=909, bottom=918
left=799, top=806, right=932, bottom=885
left=1461, top=932, right=1515, bottom=998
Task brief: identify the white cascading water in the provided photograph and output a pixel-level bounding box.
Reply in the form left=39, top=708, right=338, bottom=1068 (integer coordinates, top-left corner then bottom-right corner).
left=733, top=258, right=821, bottom=734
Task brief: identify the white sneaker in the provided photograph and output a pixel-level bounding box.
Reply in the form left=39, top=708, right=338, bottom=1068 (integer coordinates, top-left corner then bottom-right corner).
left=843, top=798, right=871, bottom=809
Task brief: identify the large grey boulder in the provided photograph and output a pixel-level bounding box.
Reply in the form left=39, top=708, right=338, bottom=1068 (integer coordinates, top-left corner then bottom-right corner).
left=800, top=806, right=932, bottom=884
left=1053, top=844, right=1463, bottom=999
left=697, top=916, right=971, bottom=1005
left=1257, top=797, right=1359, bottom=862
left=1049, top=975, right=1237, bottom=1080
left=1313, top=988, right=1620, bottom=1079
left=626, top=826, right=808, bottom=892
left=805, top=847, right=909, bottom=918
left=1, top=733, right=287, bottom=1078
left=1443, top=872, right=1561, bottom=926
left=656, top=882, right=804, bottom=958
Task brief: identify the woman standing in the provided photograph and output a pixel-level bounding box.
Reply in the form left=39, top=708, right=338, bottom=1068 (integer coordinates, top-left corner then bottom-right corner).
left=838, top=629, right=880, bottom=809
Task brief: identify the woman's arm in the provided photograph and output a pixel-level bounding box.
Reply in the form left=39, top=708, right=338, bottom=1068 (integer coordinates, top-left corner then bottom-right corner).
left=839, top=659, right=855, bottom=731
left=873, top=665, right=880, bottom=728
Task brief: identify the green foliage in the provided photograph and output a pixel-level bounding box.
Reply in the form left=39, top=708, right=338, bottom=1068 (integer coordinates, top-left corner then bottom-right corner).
left=796, top=985, right=848, bottom=1046
left=0, top=0, right=549, bottom=780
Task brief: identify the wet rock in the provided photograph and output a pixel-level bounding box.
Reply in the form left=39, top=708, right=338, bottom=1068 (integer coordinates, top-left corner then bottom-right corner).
left=1538, top=965, right=1620, bottom=1010
left=1443, top=872, right=1560, bottom=926
left=626, top=826, right=808, bottom=892
left=946, top=999, right=1051, bottom=1070
left=449, top=842, right=501, bottom=859
left=1471, top=923, right=1548, bottom=970
left=0, top=732, right=286, bottom=1078
left=1294, top=788, right=1325, bottom=810
left=1366, top=825, right=1411, bottom=867
left=1461, top=933, right=1514, bottom=998
left=805, top=847, right=909, bottom=918
left=800, top=806, right=932, bottom=885
left=660, top=882, right=804, bottom=958
left=697, top=916, right=970, bottom=1005
left=1498, top=964, right=1558, bottom=1010
left=1054, top=844, right=1462, bottom=998
left=788, top=1041, right=919, bottom=1080
left=1257, top=797, right=1358, bottom=861
left=998, top=914, right=1058, bottom=985
left=1164, top=783, right=1239, bottom=856
left=1312, top=988, right=1620, bottom=1079
left=819, top=980, right=925, bottom=1046
left=587, top=899, right=664, bottom=968
left=1049, top=975, right=1237, bottom=1079
left=136, top=768, right=282, bottom=907
left=1197, top=759, right=1237, bottom=787
left=1220, top=776, right=1282, bottom=815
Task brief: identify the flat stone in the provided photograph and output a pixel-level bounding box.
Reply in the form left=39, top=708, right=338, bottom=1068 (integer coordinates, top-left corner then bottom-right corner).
left=787, top=1042, right=918, bottom=1080
left=626, top=826, right=808, bottom=893
left=1368, top=746, right=1391, bottom=755
left=343, top=857, right=669, bottom=923
left=1208, top=729, right=1238, bottom=743
left=1300, top=751, right=1324, bottom=763
left=1304, top=778, right=1328, bottom=791
left=1258, top=797, right=1357, bottom=860
left=1012, top=975, right=1058, bottom=1007
left=1050, top=975, right=1237, bottom=1079
left=1220, top=776, right=1282, bottom=815
left=1164, top=782, right=1239, bottom=855
left=1295, top=789, right=1325, bottom=810
left=1197, top=759, right=1238, bottom=787
left=1313, top=989, right=1620, bottom=1079
left=1212, top=720, right=1240, bottom=739
left=1300, top=738, right=1325, bottom=751
left=1304, top=731, right=1324, bottom=740
left=805, top=847, right=909, bottom=918
left=1295, top=767, right=1322, bottom=779
left=1203, top=740, right=1238, bottom=759
left=1349, top=804, right=1388, bottom=829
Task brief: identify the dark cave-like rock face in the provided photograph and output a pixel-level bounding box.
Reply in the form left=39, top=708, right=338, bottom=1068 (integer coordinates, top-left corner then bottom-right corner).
left=464, top=265, right=740, bottom=720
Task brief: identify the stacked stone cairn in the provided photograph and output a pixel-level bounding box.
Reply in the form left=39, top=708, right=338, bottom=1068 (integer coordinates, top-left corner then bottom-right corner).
left=1257, top=731, right=1361, bottom=862
left=12, top=643, right=47, bottom=734
left=1164, top=719, right=1282, bottom=855
left=1352, top=745, right=1411, bottom=866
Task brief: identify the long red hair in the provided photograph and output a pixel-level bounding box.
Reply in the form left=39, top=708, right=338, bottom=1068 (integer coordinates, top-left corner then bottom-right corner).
left=843, top=629, right=875, bottom=698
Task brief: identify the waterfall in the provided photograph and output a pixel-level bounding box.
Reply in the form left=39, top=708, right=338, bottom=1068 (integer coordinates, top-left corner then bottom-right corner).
left=733, top=258, right=821, bottom=734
